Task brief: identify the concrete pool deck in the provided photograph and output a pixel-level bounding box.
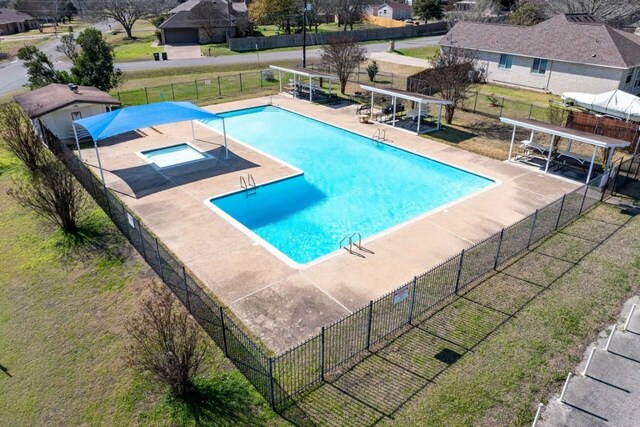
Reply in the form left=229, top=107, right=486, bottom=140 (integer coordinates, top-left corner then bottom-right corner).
left=78, top=95, right=581, bottom=352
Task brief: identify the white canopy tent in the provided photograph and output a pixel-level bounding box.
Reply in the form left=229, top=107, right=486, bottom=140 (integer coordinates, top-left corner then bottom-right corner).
left=562, top=90, right=640, bottom=122
left=359, top=84, right=453, bottom=134
left=501, top=117, right=630, bottom=184
left=269, top=65, right=338, bottom=103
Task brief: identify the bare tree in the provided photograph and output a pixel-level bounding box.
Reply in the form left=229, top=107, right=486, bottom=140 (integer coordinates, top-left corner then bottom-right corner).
left=126, top=282, right=209, bottom=399
left=8, top=154, right=86, bottom=233
left=334, top=0, right=371, bottom=30
left=56, top=32, right=79, bottom=62
left=191, top=0, right=232, bottom=43
left=427, top=47, right=485, bottom=124
left=320, top=36, right=367, bottom=94
left=0, top=103, right=47, bottom=173
left=88, top=0, right=173, bottom=39
left=544, top=0, right=640, bottom=24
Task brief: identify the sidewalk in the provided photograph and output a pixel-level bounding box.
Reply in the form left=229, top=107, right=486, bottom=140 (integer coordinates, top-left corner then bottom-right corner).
left=539, top=297, right=640, bottom=427
left=369, top=51, right=430, bottom=68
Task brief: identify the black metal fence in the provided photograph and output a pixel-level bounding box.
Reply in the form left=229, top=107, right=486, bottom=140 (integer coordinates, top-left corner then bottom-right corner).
left=43, top=124, right=639, bottom=412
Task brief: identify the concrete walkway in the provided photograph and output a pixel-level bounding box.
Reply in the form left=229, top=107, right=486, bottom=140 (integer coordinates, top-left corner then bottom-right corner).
left=163, top=44, right=203, bottom=60
left=539, top=297, right=640, bottom=427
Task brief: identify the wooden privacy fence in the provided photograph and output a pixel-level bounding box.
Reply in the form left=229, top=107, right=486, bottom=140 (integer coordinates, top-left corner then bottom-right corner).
left=228, top=21, right=448, bottom=52
left=566, top=111, right=640, bottom=154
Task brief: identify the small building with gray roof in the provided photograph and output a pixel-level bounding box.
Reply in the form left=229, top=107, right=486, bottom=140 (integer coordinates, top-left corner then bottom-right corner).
left=438, top=14, right=640, bottom=95
left=15, top=83, right=121, bottom=143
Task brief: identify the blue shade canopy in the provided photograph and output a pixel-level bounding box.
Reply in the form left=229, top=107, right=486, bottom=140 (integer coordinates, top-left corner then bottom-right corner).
left=73, top=101, right=223, bottom=141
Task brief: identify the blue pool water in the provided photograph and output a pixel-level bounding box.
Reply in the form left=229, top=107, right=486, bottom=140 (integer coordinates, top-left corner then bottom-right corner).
left=203, top=106, right=493, bottom=264
left=142, top=143, right=205, bottom=168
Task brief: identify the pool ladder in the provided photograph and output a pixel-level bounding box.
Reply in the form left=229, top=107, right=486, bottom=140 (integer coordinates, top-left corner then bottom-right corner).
left=339, top=232, right=373, bottom=258
left=240, top=174, right=257, bottom=197
left=372, top=129, right=386, bottom=143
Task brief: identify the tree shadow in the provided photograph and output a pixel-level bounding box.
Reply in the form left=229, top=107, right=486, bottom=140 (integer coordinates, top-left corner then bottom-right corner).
left=52, top=209, right=126, bottom=261
left=172, top=374, right=268, bottom=427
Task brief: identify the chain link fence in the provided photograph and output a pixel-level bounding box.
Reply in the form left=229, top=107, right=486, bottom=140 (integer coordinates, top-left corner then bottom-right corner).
left=42, top=124, right=639, bottom=412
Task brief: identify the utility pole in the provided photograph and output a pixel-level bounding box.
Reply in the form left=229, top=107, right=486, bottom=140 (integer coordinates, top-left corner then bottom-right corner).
left=302, top=0, right=308, bottom=68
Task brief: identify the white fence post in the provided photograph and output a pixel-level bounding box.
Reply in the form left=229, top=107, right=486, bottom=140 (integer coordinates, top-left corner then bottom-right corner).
left=605, top=325, right=617, bottom=352
left=623, top=303, right=637, bottom=331
left=582, top=347, right=596, bottom=376
left=531, top=403, right=544, bottom=427
left=559, top=372, right=573, bottom=403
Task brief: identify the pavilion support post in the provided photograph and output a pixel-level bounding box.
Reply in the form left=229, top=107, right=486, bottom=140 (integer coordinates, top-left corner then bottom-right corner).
left=392, top=96, right=397, bottom=127
left=529, top=129, right=535, bottom=142
left=191, top=120, right=195, bottom=141
left=309, top=75, right=312, bottom=103
left=278, top=70, right=282, bottom=93
left=601, top=147, right=616, bottom=187
left=72, top=123, right=82, bottom=161
left=328, top=79, right=332, bottom=96
left=416, top=103, right=422, bottom=134
left=370, top=91, right=374, bottom=121
left=221, top=117, right=230, bottom=159
left=507, top=125, right=517, bottom=162
left=437, top=105, right=442, bottom=130
left=585, top=145, right=598, bottom=183
left=544, top=135, right=555, bottom=173
left=93, top=140, right=107, bottom=185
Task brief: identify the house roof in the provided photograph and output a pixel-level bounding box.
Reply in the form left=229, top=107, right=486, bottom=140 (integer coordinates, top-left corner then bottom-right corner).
left=14, top=84, right=121, bottom=119
left=161, top=0, right=240, bottom=29
left=0, top=8, right=36, bottom=25
left=439, top=13, right=640, bottom=69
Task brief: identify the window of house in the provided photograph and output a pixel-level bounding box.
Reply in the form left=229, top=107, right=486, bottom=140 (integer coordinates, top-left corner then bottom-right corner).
left=531, top=58, right=548, bottom=75
left=626, top=70, right=634, bottom=85
left=635, top=71, right=640, bottom=88
left=498, top=54, right=513, bottom=70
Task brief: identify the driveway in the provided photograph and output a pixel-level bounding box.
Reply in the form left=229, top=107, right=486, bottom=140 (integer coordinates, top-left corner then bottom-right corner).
left=163, top=44, right=203, bottom=60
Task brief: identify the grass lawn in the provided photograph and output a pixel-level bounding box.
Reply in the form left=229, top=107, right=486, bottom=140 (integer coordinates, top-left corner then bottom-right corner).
left=0, top=147, right=282, bottom=426
left=106, top=20, right=161, bottom=62
left=112, top=34, right=163, bottom=62
left=0, top=36, right=53, bottom=60
left=394, top=45, right=439, bottom=60
left=282, top=199, right=640, bottom=426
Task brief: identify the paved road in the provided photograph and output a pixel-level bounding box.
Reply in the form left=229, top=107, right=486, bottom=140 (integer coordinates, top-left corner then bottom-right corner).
left=0, top=20, right=112, bottom=96
left=0, top=34, right=440, bottom=96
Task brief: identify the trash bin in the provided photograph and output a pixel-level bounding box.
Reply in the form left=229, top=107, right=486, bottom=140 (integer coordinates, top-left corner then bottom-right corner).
left=153, top=52, right=160, bottom=61
left=162, top=52, right=168, bottom=61
left=387, top=40, right=395, bottom=53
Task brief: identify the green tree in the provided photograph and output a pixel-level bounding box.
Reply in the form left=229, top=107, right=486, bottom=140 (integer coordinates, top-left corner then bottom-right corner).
left=71, top=28, right=122, bottom=92
left=17, top=46, right=72, bottom=89
left=509, top=2, right=546, bottom=26
left=366, top=60, right=379, bottom=82
left=413, top=0, right=444, bottom=22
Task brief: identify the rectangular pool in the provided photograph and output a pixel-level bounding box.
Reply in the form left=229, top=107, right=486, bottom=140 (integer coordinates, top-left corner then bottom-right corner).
left=203, top=106, right=494, bottom=265
left=141, top=142, right=207, bottom=168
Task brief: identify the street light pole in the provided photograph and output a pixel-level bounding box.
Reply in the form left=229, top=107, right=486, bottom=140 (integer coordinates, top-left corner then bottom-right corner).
left=302, top=0, right=308, bottom=68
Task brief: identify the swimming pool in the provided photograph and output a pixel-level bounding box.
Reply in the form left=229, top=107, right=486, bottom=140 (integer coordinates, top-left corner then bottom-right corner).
left=141, top=142, right=207, bottom=168
left=203, top=106, right=494, bottom=265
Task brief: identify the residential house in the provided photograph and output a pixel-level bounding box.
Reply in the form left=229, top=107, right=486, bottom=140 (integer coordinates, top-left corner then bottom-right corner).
left=0, top=8, right=40, bottom=35
left=438, top=14, right=640, bottom=95
left=15, top=84, right=121, bottom=143
left=367, top=2, right=413, bottom=21
left=159, top=0, right=248, bottom=44
left=454, top=1, right=476, bottom=12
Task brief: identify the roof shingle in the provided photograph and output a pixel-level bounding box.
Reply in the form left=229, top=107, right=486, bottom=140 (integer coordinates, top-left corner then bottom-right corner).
left=15, top=84, right=121, bottom=119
